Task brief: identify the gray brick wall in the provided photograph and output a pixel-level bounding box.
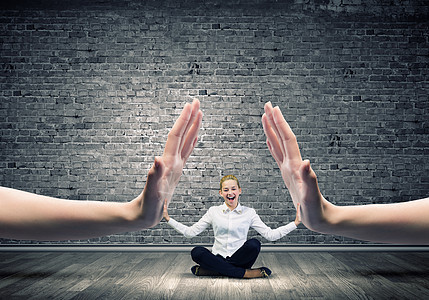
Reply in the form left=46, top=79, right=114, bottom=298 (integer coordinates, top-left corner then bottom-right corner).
left=1, top=0, right=428, bottom=244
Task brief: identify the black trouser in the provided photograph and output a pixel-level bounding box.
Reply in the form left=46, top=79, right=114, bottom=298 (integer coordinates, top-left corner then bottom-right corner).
left=191, top=238, right=261, bottom=278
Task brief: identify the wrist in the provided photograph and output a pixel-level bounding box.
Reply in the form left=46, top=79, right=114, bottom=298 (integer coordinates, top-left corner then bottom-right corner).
left=300, top=195, right=336, bottom=234
left=123, top=199, right=144, bottom=228
left=313, top=200, right=337, bottom=233
left=127, top=194, right=162, bottom=229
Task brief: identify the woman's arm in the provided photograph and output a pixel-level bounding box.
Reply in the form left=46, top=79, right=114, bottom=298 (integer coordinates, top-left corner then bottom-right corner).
left=0, top=99, right=203, bottom=241
left=262, top=101, right=429, bottom=245
left=251, top=206, right=299, bottom=242
left=163, top=200, right=210, bottom=238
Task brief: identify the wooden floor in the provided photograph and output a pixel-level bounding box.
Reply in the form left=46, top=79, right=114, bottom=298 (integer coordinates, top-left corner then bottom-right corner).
left=1, top=251, right=429, bottom=299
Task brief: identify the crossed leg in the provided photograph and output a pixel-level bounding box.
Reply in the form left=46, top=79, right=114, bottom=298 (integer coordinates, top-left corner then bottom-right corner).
left=190, top=239, right=270, bottom=278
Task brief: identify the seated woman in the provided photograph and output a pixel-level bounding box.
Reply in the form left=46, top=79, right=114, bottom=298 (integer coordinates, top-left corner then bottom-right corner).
left=163, top=175, right=301, bottom=279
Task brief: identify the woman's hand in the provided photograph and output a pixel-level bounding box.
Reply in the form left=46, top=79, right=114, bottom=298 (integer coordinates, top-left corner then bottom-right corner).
left=294, top=203, right=301, bottom=227
left=163, top=199, right=170, bottom=222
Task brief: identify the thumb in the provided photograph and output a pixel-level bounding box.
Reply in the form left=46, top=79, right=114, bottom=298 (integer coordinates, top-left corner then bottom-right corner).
left=148, top=156, right=164, bottom=180
left=154, top=156, right=164, bottom=175
left=300, top=159, right=311, bottom=177
left=145, top=156, right=165, bottom=193
left=299, top=159, right=322, bottom=203
left=300, top=159, right=317, bottom=185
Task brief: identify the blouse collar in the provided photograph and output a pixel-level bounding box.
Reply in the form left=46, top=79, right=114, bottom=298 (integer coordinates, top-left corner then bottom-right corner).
left=221, top=203, right=243, bottom=214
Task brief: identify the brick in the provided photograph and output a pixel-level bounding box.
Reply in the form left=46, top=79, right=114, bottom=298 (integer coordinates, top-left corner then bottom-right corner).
left=0, top=0, right=428, bottom=245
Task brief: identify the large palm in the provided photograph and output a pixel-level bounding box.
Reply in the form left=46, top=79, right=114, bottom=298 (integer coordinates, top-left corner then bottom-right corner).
left=139, top=99, right=203, bottom=227
left=262, top=102, right=324, bottom=230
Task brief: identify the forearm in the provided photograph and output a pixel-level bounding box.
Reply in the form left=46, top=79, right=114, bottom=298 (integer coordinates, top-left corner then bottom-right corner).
left=167, top=218, right=190, bottom=237
left=263, top=222, right=297, bottom=242
left=315, top=198, right=429, bottom=244
left=167, top=218, right=203, bottom=238
left=0, top=187, right=141, bottom=241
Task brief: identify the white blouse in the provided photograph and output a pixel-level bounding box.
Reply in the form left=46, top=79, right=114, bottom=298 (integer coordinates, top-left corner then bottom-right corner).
left=168, top=202, right=297, bottom=258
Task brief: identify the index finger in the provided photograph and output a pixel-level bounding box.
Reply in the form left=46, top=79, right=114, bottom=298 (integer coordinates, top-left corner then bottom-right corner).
left=264, top=102, right=287, bottom=159
left=262, top=113, right=284, bottom=164
left=181, top=110, right=203, bottom=161
left=163, top=99, right=200, bottom=156
left=177, top=98, right=201, bottom=154
left=272, top=106, right=302, bottom=161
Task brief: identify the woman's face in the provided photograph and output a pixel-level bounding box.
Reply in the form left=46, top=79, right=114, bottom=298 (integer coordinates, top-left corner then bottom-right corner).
left=220, top=179, right=241, bottom=210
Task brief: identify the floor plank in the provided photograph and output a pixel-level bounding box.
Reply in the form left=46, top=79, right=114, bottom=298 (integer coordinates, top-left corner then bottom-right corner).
left=0, top=251, right=428, bottom=299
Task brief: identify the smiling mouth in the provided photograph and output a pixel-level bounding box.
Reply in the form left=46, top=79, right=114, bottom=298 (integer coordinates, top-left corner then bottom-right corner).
left=227, top=195, right=235, bottom=201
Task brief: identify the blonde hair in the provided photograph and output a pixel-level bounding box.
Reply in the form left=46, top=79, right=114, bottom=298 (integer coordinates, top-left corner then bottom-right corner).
left=220, top=175, right=240, bottom=190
